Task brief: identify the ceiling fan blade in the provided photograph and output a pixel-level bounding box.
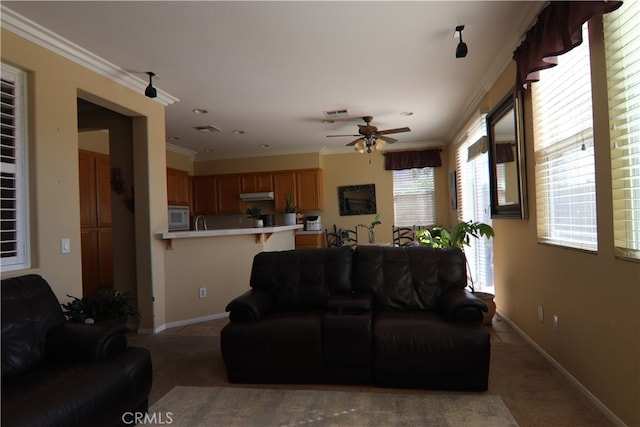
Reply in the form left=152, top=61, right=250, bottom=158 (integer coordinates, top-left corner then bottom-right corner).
left=377, top=127, right=411, bottom=135
left=326, top=134, right=360, bottom=138
left=346, top=138, right=364, bottom=146
left=378, top=135, right=398, bottom=143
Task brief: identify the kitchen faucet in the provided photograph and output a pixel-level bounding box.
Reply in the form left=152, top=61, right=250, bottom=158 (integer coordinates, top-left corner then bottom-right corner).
left=194, top=215, right=207, bottom=231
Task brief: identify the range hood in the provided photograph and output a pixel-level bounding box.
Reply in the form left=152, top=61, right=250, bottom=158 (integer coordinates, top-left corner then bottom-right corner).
left=239, top=191, right=275, bottom=201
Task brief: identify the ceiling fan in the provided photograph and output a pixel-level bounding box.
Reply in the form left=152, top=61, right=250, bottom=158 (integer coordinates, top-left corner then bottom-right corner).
left=326, top=116, right=411, bottom=153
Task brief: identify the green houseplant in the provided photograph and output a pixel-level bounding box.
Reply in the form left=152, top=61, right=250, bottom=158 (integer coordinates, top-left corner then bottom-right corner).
left=246, top=206, right=263, bottom=227
left=283, top=192, right=297, bottom=225
left=416, top=220, right=496, bottom=324
left=62, top=286, right=141, bottom=324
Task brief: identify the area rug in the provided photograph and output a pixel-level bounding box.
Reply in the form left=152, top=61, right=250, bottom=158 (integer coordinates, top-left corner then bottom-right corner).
left=149, top=386, right=519, bottom=426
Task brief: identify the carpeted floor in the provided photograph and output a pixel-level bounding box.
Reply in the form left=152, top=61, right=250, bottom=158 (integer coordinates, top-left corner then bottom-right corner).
left=150, top=386, right=518, bottom=427
left=129, top=316, right=614, bottom=427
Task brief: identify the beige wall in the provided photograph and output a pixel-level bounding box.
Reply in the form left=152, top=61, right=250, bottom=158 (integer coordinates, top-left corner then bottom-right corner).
left=166, top=150, right=194, bottom=173
left=195, top=152, right=322, bottom=175
left=1, top=29, right=168, bottom=331
left=162, top=231, right=295, bottom=325
left=481, top=26, right=640, bottom=426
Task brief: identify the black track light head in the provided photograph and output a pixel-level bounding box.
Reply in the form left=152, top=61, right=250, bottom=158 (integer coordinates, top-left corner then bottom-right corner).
left=455, top=25, right=468, bottom=59
left=145, top=72, right=157, bottom=98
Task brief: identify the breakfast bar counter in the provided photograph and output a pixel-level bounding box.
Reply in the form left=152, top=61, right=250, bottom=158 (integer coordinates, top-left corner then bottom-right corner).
left=159, top=224, right=303, bottom=249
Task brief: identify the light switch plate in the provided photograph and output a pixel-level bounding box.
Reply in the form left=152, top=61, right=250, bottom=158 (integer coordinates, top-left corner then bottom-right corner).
left=61, top=238, right=70, bottom=254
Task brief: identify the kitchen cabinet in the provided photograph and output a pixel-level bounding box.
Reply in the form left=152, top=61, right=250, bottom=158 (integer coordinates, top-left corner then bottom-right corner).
left=166, top=168, right=190, bottom=206
left=78, top=150, right=113, bottom=296
left=273, top=172, right=296, bottom=212
left=296, top=169, right=323, bottom=210
left=216, top=174, right=242, bottom=213
left=241, top=173, right=273, bottom=193
left=193, top=175, right=217, bottom=215
left=295, top=232, right=325, bottom=249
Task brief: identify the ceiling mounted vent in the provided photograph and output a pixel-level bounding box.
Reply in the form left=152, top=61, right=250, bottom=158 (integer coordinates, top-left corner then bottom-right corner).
left=193, top=125, right=222, bottom=133
left=323, top=109, right=349, bottom=119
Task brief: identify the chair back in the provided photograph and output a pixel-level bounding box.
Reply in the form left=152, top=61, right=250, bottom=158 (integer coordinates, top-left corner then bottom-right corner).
left=392, top=225, right=416, bottom=247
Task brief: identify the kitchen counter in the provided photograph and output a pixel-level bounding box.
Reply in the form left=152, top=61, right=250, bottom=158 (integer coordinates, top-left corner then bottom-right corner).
left=159, top=224, right=303, bottom=249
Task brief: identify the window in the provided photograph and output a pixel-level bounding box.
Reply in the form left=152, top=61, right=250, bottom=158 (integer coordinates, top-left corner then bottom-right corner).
left=455, top=114, right=494, bottom=292
left=604, top=1, right=640, bottom=260
left=532, top=23, right=598, bottom=252
left=392, top=168, right=435, bottom=227
left=1, top=63, right=29, bottom=270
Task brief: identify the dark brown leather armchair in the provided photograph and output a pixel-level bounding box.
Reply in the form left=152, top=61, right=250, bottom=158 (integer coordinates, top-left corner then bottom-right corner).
left=1, top=274, right=152, bottom=427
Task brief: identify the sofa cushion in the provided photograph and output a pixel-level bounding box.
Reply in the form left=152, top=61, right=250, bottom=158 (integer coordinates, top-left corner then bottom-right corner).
left=250, top=247, right=353, bottom=309
left=352, top=246, right=467, bottom=310
left=2, top=275, right=66, bottom=380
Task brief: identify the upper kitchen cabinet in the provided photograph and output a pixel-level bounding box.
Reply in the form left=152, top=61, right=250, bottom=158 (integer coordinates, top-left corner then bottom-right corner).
left=273, top=171, right=296, bottom=212
left=296, top=169, right=323, bottom=211
left=193, top=175, right=217, bottom=215
left=217, top=174, right=242, bottom=214
left=241, top=173, right=274, bottom=193
left=274, top=169, right=323, bottom=212
left=166, top=168, right=190, bottom=206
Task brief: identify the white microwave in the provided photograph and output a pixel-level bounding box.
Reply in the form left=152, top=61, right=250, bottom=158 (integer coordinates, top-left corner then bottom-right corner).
left=168, top=205, right=190, bottom=231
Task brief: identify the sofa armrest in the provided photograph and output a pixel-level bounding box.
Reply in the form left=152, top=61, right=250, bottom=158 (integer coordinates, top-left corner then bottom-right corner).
left=45, top=321, right=129, bottom=363
left=327, top=293, right=373, bottom=313
left=226, top=289, right=276, bottom=322
left=439, top=288, right=487, bottom=323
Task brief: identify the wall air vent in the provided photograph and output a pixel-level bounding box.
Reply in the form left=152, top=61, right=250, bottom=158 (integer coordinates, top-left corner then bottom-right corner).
left=193, top=125, right=222, bottom=133
left=323, top=109, right=349, bottom=119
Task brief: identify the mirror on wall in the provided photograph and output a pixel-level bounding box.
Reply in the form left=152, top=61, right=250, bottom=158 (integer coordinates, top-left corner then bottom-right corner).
left=487, top=89, right=528, bottom=219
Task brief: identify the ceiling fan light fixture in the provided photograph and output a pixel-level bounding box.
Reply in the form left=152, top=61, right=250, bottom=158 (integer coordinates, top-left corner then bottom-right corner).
left=144, top=71, right=157, bottom=98
left=455, top=25, right=468, bottom=59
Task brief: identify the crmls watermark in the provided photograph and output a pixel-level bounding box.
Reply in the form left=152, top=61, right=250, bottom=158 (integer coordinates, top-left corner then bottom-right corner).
left=122, top=412, right=174, bottom=425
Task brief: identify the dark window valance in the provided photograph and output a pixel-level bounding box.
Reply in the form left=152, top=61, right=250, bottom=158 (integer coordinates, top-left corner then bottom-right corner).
left=384, top=149, right=442, bottom=170
left=513, top=1, right=622, bottom=89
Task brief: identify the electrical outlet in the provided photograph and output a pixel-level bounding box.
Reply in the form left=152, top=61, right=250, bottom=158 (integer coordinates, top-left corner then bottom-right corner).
left=199, top=288, right=206, bottom=299
left=537, top=306, right=544, bottom=323
left=553, top=314, right=559, bottom=331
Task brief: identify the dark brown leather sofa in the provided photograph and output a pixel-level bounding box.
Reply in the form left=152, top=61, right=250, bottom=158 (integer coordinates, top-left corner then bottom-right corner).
left=1, top=274, right=152, bottom=427
left=221, top=246, right=490, bottom=391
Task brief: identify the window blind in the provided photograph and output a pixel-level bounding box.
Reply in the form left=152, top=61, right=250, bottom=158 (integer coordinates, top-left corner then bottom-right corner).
left=604, top=1, right=640, bottom=260
left=532, top=23, right=598, bottom=252
left=1, top=63, right=29, bottom=270
left=454, top=114, right=494, bottom=292
left=392, top=168, right=435, bottom=227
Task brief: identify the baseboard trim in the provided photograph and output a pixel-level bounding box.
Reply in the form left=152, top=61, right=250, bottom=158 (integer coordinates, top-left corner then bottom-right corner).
left=137, top=312, right=229, bottom=335
left=497, top=311, right=626, bottom=427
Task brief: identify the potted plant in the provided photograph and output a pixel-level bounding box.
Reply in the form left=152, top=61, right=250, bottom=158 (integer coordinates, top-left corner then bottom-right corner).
left=357, top=213, right=382, bottom=244
left=283, top=192, right=297, bottom=225
left=62, top=286, right=141, bottom=325
left=416, top=220, right=496, bottom=325
left=246, top=206, right=263, bottom=227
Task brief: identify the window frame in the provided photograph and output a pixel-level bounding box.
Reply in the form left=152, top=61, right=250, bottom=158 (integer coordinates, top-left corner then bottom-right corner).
left=392, top=167, right=436, bottom=228
left=1, top=63, right=30, bottom=271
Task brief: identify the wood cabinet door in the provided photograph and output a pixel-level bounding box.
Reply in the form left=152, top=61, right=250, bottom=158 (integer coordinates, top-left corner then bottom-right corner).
left=273, top=172, right=296, bottom=212
left=167, top=168, right=190, bottom=206
left=216, top=175, right=242, bottom=213
left=241, top=173, right=274, bottom=193
left=96, top=156, right=112, bottom=227
left=193, top=175, right=217, bottom=214
left=78, top=151, right=97, bottom=227
left=296, top=169, right=324, bottom=210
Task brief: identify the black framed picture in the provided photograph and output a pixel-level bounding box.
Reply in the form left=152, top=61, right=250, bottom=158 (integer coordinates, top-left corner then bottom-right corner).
left=338, top=184, right=377, bottom=216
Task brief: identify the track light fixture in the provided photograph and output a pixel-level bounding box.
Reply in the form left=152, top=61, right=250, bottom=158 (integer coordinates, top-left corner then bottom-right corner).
left=455, top=25, right=468, bottom=59
left=145, top=72, right=157, bottom=98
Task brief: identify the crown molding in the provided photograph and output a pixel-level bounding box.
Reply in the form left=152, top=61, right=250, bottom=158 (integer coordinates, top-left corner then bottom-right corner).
left=1, top=5, right=179, bottom=106
left=166, top=143, right=197, bottom=160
